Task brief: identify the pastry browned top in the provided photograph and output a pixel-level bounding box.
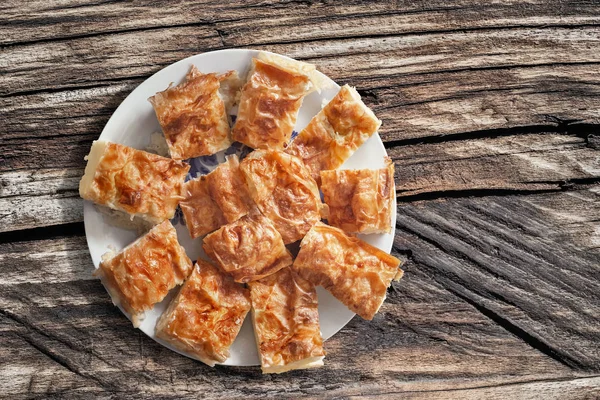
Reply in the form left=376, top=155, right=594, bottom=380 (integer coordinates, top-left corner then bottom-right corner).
left=149, top=66, right=232, bottom=159
left=232, top=56, right=314, bottom=150
left=156, top=260, right=251, bottom=366
left=240, top=149, right=325, bottom=244
left=293, top=222, right=402, bottom=320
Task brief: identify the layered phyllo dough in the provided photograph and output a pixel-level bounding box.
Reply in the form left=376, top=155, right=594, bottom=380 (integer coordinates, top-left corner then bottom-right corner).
left=149, top=66, right=233, bottom=159
left=79, top=140, right=190, bottom=224
left=249, top=267, right=325, bottom=374
left=156, top=260, right=251, bottom=366
left=286, top=85, right=381, bottom=183
left=293, top=222, right=403, bottom=320
left=320, top=158, right=395, bottom=234
left=203, top=213, right=293, bottom=283
left=179, top=154, right=253, bottom=238
left=232, top=53, right=318, bottom=150
left=94, top=220, right=193, bottom=327
left=239, top=150, right=325, bottom=244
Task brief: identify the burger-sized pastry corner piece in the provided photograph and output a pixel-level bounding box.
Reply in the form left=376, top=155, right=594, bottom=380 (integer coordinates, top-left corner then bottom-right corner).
left=232, top=52, right=319, bottom=150
left=179, top=154, right=254, bottom=238
left=285, top=84, right=382, bottom=184
left=239, top=150, right=326, bottom=244
left=79, top=140, right=190, bottom=224
left=249, top=267, right=325, bottom=374
left=156, top=260, right=251, bottom=367
left=320, top=158, right=395, bottom=234
left=203, top=212, right=293, bottom=283
left=293, top=222, right=403, bottom=320
left=149, top=65, right=233, bottom=160
left=93, top=220, right=193, bottom=328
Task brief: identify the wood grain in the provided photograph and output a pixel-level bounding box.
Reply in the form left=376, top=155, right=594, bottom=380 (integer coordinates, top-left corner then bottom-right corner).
left=2, top=0, right=600, bottom=397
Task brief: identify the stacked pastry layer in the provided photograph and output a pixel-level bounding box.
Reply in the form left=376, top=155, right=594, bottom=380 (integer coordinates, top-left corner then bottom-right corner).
left=80, top=52, right=403, bottom=374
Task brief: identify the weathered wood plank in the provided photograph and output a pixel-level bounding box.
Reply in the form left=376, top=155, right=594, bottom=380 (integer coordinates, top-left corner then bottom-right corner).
left=391, top=133, right=600, bottom=197
left=0, top=236, right=579, bottom=398
left=1, top=0, right=599, bottom=46
left=394, top=186, right=600, bottom=370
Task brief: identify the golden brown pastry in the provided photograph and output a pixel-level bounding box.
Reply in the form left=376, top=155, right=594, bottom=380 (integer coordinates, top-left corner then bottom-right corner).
left=94, top=220, right=193, bottom=328
left=286, top=84, right=381, bottom=183
left=293, top=222, right=403, bottom=320
left=179, top=155, right=254, bottom=238
left=156, top=260, right=251, bottom=366
left=239, top=149, right=325, bottom=244
left=149, top=66, right=233, bottom=159
left=203, top=213, right=293, bottom=283
left=249, top=267, right=325, bottom=374
left=320, top=158, right=395, bottom=234
left=79, top=141, right=190, bottom=224
left=232, top=53, right=318, bottom=150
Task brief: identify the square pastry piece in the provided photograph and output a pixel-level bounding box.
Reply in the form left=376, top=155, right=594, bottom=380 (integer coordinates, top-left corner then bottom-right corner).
left=179, top=154, right=254, bottom=238
left=79, top=141, right=190, bottom=224
left=320, top=158, right=395, bottom=234
left=240, top=150, right=325, bottom=244
left=286, top=84, right=382, bottom=183
left=156, top=260, right=251, bottom=367
left=203, top=213, right=293, bottom=283
left=249, top=267, right=325, bottom=374
left=293, top=222, right=403, bottom=320
left=94, top=220, right=193, bottom=328
left=149, top=66, right=233, bottom=160
left=232, top=53, right=318, bottom=150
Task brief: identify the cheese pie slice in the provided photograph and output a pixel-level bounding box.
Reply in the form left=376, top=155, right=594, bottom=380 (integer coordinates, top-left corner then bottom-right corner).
left=293, top=222, right=403, bottom=320
left=180, top=154, right=254, bottom=238
left=79, top=141, right=190, bottom=224
left=156, top=260, right=251, bottom=366
left=149, top=66, right=233, bottom=160
left=239, top=150, right=325, bottom=244
left=203, top=212, right=293, bottom=283
left=232, top=53, right=318, bottom=150
left=320, top=158, right=395, bottom=234
left=94, top=220, right=193, bottom=328
left=249, top=267, right=325, bottom=374
left=286, top=85, right=381, bottom=184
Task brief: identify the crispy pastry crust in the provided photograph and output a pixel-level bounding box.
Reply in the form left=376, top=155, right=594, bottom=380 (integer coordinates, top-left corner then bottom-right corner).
left=156, top=260, right=251, bottom=366
left=293, top=222, right=403, bottom=320
left=203, top=213, right=293, bottom=283
left=239, top=150, right=325, bottom=244
left=149, top=66, right=233, bottom=159
left=286, top=85, right=381, bottom=184
left=320, top=158, right=394, bottom=234
left=249, top=267, right=325, bottom=374
left=94, top=220, right=193, bottom=328
left=180, top=155, right=254, bottom=238
left=79, top=141, right=190, bottom=224
left=232, top=53, right=316, bottom=150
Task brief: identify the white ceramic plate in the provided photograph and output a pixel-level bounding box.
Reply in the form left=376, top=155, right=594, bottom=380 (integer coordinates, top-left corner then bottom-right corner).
left=83, top=49, right=397, bottom=366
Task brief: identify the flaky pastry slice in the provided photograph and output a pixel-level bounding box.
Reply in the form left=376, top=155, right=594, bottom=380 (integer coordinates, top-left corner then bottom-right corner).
left=203, top=212, right=293, bottom=283
left=149, top=66, right=233, bottom=160
left=94, top=220, right=193, bottom=328
left=156, top=260, right=251, bottom=367
left=232, top=53, right=319, bottom=150
left=249, top=267, right=325, bottom=374
left=293, top=222, right=403, bottom=320
left=286, top=84, right=382, bottom=183
left=320, top=158, right=395, bottom=234
left=79, top=141, right=190, bottom=224
left=239, top=150, right=326, bottom=244
left=179, top=154, right=254, bottom=238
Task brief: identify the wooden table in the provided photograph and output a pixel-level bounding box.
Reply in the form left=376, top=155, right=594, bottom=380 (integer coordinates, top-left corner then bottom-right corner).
left=1, top=1, right=599, bottom=399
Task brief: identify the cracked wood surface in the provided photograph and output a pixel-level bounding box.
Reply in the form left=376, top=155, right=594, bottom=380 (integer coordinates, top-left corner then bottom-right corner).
left=1, top=0, right=599, bottom=398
